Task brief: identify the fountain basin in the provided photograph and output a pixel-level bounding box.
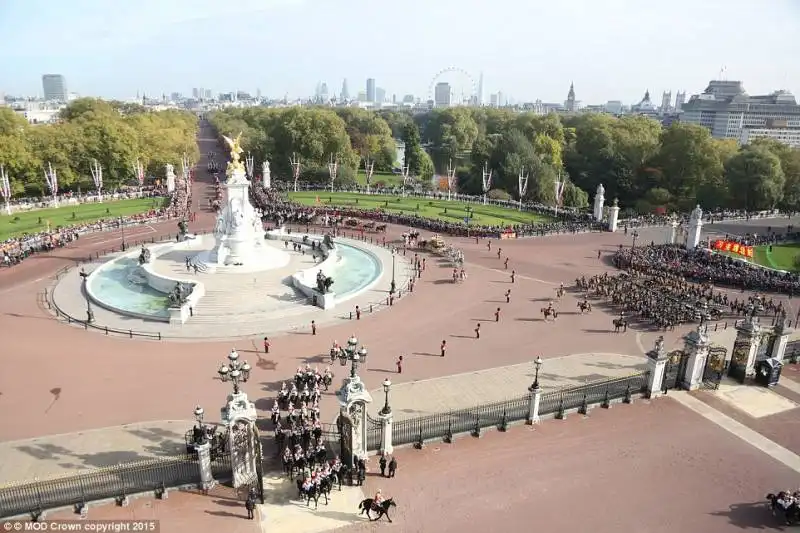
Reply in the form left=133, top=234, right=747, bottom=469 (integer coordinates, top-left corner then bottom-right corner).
left=86, top=240, right=205, bottom=324
left=267, top=228, right=381, bottom=309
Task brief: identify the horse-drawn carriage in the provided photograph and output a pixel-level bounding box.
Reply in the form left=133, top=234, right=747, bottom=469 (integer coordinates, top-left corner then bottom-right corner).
left=343, top=218, right=359, bottom=227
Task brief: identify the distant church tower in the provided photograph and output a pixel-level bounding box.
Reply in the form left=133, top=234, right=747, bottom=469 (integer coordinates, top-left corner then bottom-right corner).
left=565, top=82, right=576, bottom=112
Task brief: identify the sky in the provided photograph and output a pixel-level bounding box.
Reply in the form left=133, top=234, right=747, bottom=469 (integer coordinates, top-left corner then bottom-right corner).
left=1, top=0, right=799, bottom=104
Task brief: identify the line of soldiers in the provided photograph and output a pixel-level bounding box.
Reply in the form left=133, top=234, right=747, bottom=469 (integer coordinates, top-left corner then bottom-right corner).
left=577, top=272, right=727, bottom=330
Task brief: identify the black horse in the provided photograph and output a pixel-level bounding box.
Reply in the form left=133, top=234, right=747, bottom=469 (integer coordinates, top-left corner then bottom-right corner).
left=613, top=317, right=628, bottom=333
left=767, top=492, right=800, bottom=525
left=359, top=497, right=397, bottom=522
left=297, top=480, right=329, bottom=509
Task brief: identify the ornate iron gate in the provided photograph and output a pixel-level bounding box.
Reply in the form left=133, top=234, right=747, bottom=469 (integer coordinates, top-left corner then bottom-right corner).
left=662, top=350, right=689, bottom=391
left=337, top=414, right=354, bottom=469
left=252, top=426, right=264, bottom=503
left=729, top=337, right=750, bottom=383
left=366, top=414, right=383, bottom=452
left=702, top=346, right=727, bottom=390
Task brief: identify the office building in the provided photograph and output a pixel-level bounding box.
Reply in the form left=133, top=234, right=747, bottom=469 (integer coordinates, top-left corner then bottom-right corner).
left=605, top=101, right=623, bottom=114
left=341, top=79, right=350, bottom=101
left=375, top=87, right=386, bottom=104
left=680, top=80, right=800, bottom=140
left=434, top=82, right=451, bottom=107
left=490, top=93, right=498, bottom=107
left=42, top=74, right=68, bottom=101
left=366, top=78, right=376, bottom=102
left=204, top=89, right=212, bottom=100
left=740, top=119, right=800, bottom=148
left=477, top=72, right=484, bottom=106
left=319, top=83, right=329, bottom=103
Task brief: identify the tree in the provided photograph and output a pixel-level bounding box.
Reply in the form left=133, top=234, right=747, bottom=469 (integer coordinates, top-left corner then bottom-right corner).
left=335, top=108, right=396, bottom=170
left=0, top=101, right=198, bottom=197
left=725, top=145, right=785, bottom=211
left=402, top=123, right=423, bottom=176
left=649, top=123, right=725, bottom=210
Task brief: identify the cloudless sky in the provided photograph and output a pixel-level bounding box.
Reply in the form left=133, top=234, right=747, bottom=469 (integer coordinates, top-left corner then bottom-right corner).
left=1, top=0, right=798, bottom=104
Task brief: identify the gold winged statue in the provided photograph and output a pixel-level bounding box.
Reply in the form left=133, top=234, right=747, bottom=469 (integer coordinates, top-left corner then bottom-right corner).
left=222, top=132, right=245, bottom=177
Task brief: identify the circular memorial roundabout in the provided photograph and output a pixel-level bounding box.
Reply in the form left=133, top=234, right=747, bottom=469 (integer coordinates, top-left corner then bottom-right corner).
left=2, top=134, right=800, bottom=533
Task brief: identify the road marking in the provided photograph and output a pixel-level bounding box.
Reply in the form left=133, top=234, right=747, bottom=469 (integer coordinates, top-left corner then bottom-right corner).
left=671, top=392, right=800, bottom=474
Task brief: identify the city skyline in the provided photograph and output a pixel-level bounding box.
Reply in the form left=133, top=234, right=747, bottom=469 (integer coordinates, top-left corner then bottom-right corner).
left=0, top=0, right=798, bottom=103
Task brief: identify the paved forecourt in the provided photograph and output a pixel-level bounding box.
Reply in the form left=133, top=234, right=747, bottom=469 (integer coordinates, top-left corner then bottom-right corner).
left=342, top=397, right=800, bottom=533
left=49, top=234, right=415, bottom=340
left=365, top=352, right=647, bottom=420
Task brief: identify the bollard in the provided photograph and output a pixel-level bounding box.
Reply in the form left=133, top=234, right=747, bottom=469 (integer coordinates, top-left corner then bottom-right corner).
left=84, top=321, right=88, bottom=330
left=129, top=330, right=133, bottom=338
left=724, top=322, right=728, bottom=329
left=158, top=332, right=162, bottom=340
left=370, top=304, right=373, bottom=313
left=105, top=327, right=109, bottom=335
left=349, top=311, right=353, bottom=320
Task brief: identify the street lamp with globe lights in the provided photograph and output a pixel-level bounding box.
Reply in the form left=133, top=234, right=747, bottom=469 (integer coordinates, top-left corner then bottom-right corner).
left=192, top=405, right=210, bottom=445
left=529, top=356, right=543, bottom=391
left=336, top=335, right=368, bottom=378
left=217, top=348, right=251, bottom=394
left=380, top=378, right=392, bottom=415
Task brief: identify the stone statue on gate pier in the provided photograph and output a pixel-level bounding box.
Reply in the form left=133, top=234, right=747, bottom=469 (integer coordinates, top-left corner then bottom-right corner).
left=138, top=246, right=151, bottom=266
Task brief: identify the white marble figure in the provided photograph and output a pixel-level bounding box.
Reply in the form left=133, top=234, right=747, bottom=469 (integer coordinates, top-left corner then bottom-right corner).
left=593, top=184, right=605, bottom=222
left=262, top=160, right=271, bottom=189
left=165, top=164, right=176, bottom=193
left=207, top=146, right=265, bottom=265
left=686, top=204, right=704, bottom=250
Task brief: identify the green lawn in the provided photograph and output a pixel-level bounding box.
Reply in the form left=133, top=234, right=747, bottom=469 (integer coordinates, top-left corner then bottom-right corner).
left=287, top=192, right=550, bottom=226
left=0, top=197, right=168, bottom=241
left=752, top=243, right=800, bottom=272
left=353, top=170, right=406, bottom=187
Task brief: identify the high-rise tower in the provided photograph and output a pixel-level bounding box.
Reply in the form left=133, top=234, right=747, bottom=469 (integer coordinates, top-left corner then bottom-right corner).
left=341, top=79, right=350, bottom=101
left=477, top=72, right=484, bottom=106
left=366, top=78, right=376, bottom=103
left=565, top=82, right=576, bottom=112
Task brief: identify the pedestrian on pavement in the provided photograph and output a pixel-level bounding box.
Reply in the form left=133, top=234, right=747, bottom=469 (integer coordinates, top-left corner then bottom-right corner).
left=379, top=455, right=387, bottom=477
left=495, top=307, right=501, bottom=322
left=396, top=355, right=403, bottom=374
left=356, top=305, right=361, bottom=320
left=475, top=323, right=481, bottom=339
left=440, top=340, right=447, bottom=357
left=505, top=289, right=511, bottom=303
left=487, top=241, right=492, bottom=251
left=504, top=258, right=509, bottom=269
left=497, top=248, right=502, bottom=259
left=245, top=489, right=256, bottom=520
left=263, top=336, right=270, bottom=354
left=388, top=456, right=397, bottom=478
left=311, top=320, right=317, bottom=335
left=510, top=270, right=516, bottom=284
left=597, top=249, right=601, bottom=260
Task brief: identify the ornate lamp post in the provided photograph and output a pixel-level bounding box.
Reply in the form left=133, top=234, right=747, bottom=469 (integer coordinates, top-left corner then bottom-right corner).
left=389, top=251, right=396, bottom=295
left=78, top=268, right=94, bottom=323
left=217, top=349, right=251, bottom=394
left=380, top=378, right=392, bottom=415
left=529, top=356, right=543, bottom=391
left=336, top=335, right=368, bottom=377
left=193, top=405, right=210, bottom=445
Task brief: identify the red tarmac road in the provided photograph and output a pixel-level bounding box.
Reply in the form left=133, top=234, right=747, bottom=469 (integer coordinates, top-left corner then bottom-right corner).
left=344, top=398, right=797, bottom=533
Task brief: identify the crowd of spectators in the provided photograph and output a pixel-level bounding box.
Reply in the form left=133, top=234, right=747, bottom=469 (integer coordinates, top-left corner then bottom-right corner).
left=6, top=187, right=166, bottom=213
left=1, top=180, right=191, bottom=267
left=613, top=244, right=800, bottom=296
left=254, top=183, right=603, bottom=238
